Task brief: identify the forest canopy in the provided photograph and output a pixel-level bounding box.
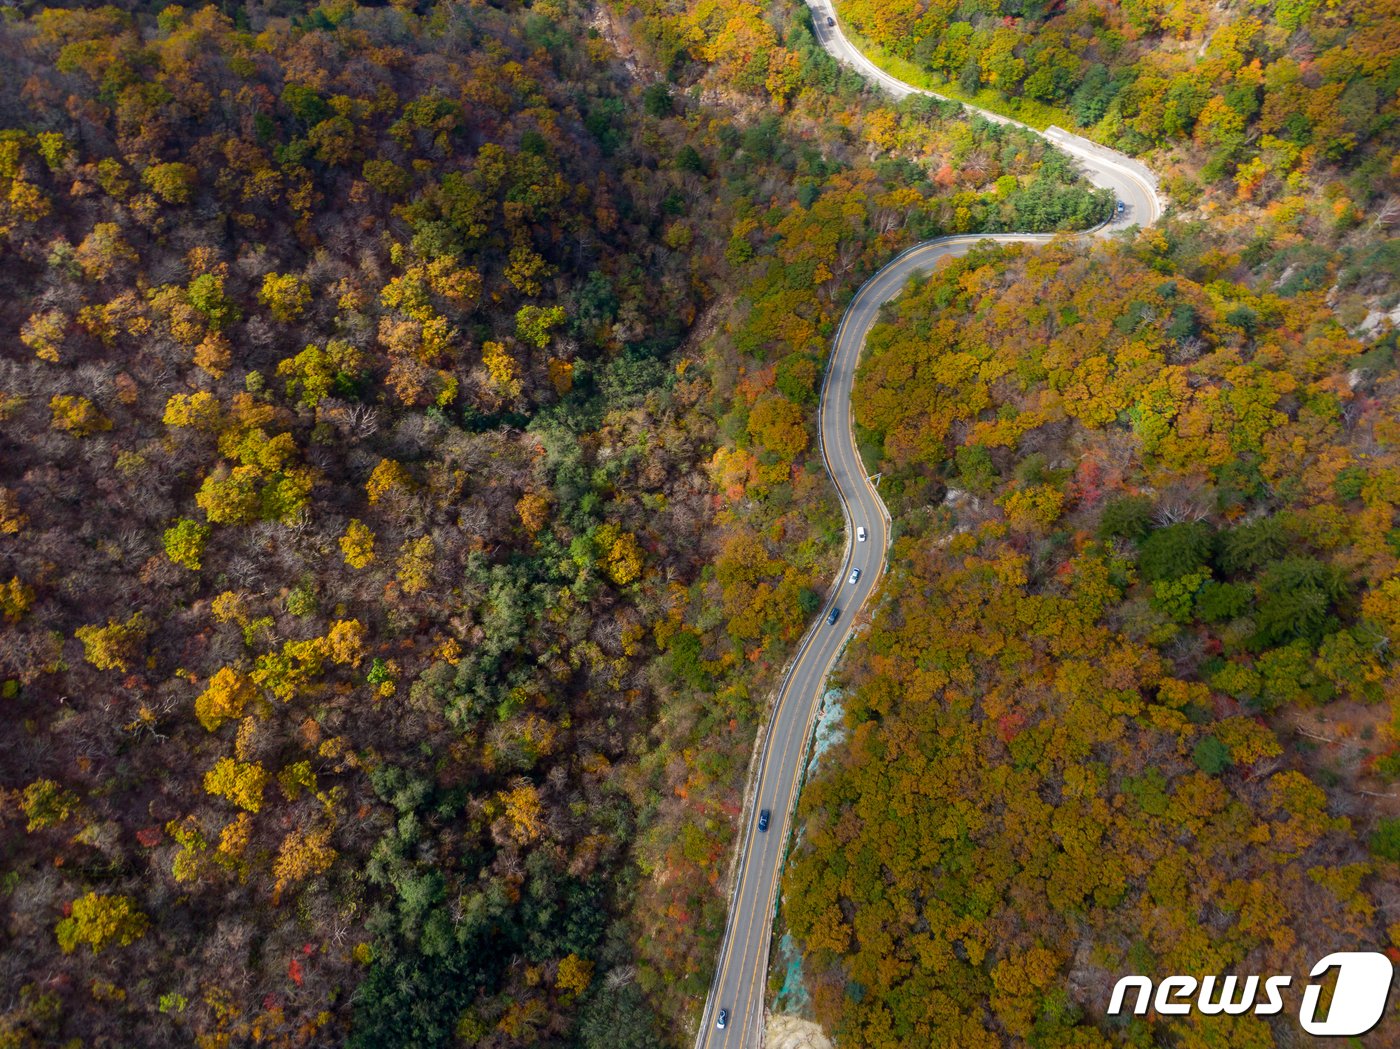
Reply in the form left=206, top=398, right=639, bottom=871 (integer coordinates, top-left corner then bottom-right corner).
left=830, top=0, right=1400, bottom=210
left=3, top=0, right=1396, bottom=1044
left=785, top=236, right=1400, bottom=1046
left=0, top=0, right=1119, bottom=1044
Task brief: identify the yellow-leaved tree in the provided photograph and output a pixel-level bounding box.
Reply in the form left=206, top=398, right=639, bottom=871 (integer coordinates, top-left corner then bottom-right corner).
left=482, top=341, right=523, bottom=399
left=272, top=826, right=337, bottom=903
left=556, top=954, right=593, bottom=997
left=75, top=612, right=149, bottom=672
left=259, top=271, right=311, bottom=322
left=515, top=492, right=551, bottom=536
left=195, top=667, right=258, bottom=731
left=56, top=892, right=148, bottom=954
left=204, top=757, right=268, bottom=812
left=340, top=519, right=375, bottom=568
left=498, top=779, right=543, bottom=844
left=365, top=458, right=412, bottom=504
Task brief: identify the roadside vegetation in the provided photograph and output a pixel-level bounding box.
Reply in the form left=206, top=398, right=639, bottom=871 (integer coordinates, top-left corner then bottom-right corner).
left=832, top=0, right=1399, bottom=210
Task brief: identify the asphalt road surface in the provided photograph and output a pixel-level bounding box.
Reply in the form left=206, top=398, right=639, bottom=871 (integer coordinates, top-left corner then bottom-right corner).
left=694, top=11, right=1164, bottom=1047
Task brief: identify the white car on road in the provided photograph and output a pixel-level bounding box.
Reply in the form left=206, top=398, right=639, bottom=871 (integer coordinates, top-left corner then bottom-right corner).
left=857, top=526, right=867, bottom=541
left=848, top=568, right=860, bottom=584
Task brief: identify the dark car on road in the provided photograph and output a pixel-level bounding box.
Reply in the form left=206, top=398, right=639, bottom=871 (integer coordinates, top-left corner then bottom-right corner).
left=827, top=15, right=835, bottom=25
left=827, top=607, right=840, bottom=625
left=717, top=1008, right=728, bottom=1029
left=758, top=809, right=770, bottom=832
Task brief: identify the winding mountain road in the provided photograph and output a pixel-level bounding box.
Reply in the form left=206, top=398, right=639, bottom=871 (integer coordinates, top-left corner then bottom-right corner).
left=694, top=9, right=1163, bottom=1047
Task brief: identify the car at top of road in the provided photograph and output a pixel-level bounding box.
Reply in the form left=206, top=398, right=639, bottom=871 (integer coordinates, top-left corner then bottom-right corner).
left=827, top=15, right=835, bottom=25
left=857, top=526, right=867, bottom=541
left=716, top=1008, right=728, bottom=1029
left=758, top=809, right=770, bottom=832
left=848, top=567, right=861, bottom=584
left=827, top=607, right=840, bottom=625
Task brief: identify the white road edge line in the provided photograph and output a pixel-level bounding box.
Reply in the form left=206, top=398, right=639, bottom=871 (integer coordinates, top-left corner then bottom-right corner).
left=693, top=7, right=1165, bottom=1046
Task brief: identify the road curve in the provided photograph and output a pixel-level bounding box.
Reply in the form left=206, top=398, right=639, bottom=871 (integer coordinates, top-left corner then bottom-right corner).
left=807, top=7, right=1162, bottom=228
left=694, top=10, right=1164, bottom=1048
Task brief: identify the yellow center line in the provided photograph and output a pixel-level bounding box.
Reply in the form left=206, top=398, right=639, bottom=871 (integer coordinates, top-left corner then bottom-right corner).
left=711, top=235, right=964, bottom=1046
left=724, top=239, right=927, bottom=1041
left=706, top=231, right=1097, bottom=1047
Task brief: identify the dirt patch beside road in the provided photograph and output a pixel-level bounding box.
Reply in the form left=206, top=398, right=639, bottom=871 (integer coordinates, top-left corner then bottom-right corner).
left=765, top=1014, right=834, bottom=1049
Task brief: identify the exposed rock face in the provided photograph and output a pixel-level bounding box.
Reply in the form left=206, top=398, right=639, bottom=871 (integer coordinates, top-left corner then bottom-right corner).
left=765, top=1014, right=835, bottom=1049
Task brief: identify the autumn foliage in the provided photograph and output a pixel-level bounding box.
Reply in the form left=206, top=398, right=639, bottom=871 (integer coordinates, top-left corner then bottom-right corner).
left=785, top=236, right=1400, bottom=1045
